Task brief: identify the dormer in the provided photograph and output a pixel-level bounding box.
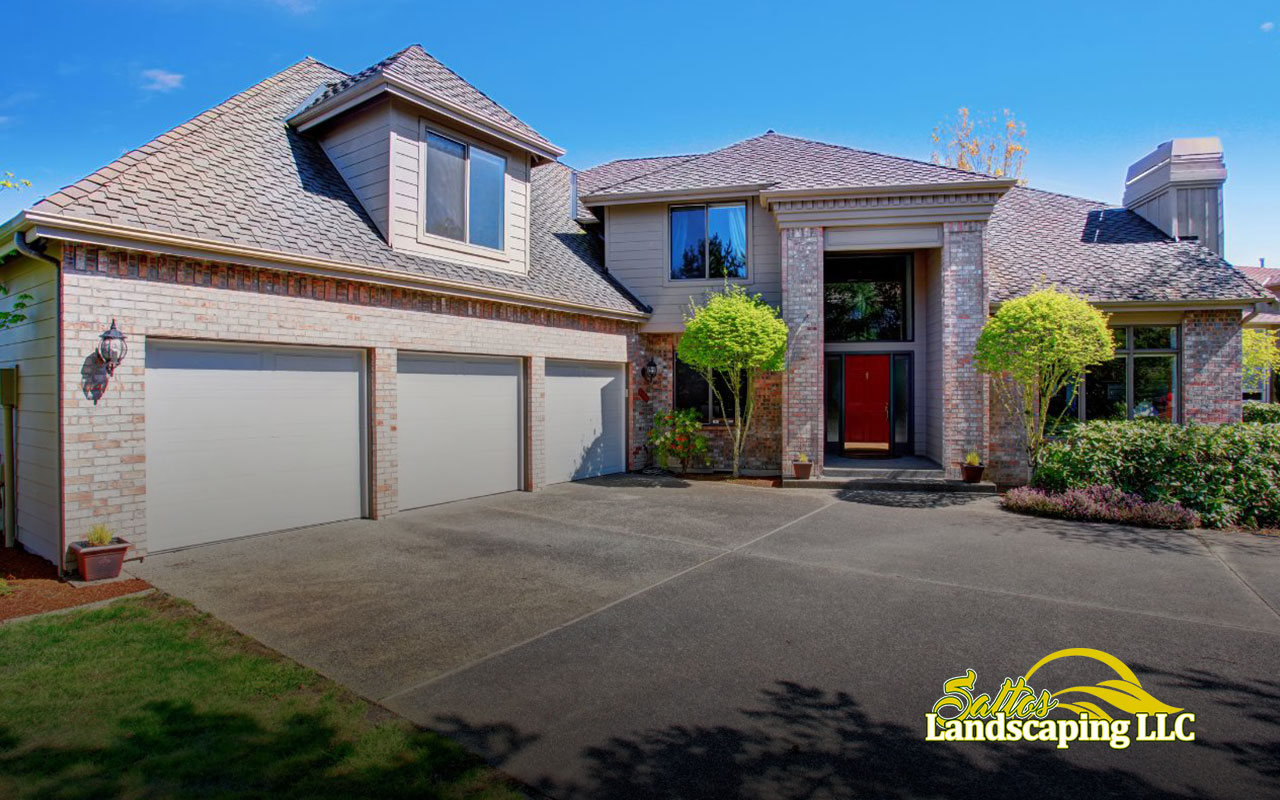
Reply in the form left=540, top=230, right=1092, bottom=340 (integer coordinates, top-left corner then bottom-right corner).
left=288, top=45, right=563, bottom=275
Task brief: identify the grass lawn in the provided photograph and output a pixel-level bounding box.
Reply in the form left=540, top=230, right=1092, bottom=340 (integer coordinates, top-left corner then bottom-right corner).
left=0, top=595, right=523, bottom=799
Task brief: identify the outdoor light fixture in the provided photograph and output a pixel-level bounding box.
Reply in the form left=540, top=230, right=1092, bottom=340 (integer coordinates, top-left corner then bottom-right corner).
left=641, top=358, right=658, bottom=383
left=97, top=320, right=128, bottom=375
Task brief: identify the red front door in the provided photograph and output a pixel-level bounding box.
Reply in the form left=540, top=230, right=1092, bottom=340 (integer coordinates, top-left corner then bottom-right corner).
left=844, top=354, right=891, bottom=451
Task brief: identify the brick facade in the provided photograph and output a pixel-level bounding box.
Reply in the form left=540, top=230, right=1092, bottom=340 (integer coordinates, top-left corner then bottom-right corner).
left=59, top=244, right=635, bottom=560
left=940, top=222, right=988, bottom=480
left=1183, top=309, right=1244, bottom=424
left=780, top=227, right=824, bottom=477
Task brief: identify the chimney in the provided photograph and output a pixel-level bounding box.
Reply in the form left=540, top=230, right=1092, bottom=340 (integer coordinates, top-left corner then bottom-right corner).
left=1122, top=138, right=1227, bottom=256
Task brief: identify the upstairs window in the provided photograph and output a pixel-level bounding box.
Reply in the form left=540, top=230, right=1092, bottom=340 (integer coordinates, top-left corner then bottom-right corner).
left=424, top=131, right=505, bottom=250
left=670, top=203, right=747, bottom=280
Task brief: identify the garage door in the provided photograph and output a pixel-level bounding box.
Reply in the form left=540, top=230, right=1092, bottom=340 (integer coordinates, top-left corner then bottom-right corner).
left=545, top=360, right=626, bottom=484
left=145, top=342, right=366, bottom=551
left=398, top=354, right=522, bottom=509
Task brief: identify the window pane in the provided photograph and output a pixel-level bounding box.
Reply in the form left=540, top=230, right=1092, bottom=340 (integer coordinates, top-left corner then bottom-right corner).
left=707, top=204, right=747, bottom=279
left=1046, top=382, right=1081, bottom=434
left=1133, top=326, right=1176, bottom=350
left=825, top=355, right=841, bottom=444
left=711, top=371, right=748, bottom=421
left=1085, top=358, right=1128, bottom=421
left=892, top=354, right=910, bottom=445
left=468, top=147, right=505, bottom=249
left=1134, top=356, right=1176, bottom=421
left=670, top=207, right=706, bottom=279
left=674, top=358, right=711, bottom=422
left=823, top=255, right=910, bottom=342
left=425, top=133, right=466, bottom=241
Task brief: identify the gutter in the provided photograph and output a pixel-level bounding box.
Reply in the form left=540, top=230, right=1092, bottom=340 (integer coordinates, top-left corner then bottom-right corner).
left=12, top=232, right=65, bottom=579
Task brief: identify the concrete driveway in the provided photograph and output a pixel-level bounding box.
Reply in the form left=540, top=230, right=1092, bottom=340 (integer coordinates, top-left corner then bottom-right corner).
left=133, top=476, right=1280, bottom=800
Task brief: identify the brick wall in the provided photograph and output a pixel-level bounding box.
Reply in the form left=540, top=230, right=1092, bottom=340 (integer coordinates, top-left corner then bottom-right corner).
left=780, top=227, right=824, bottom=477
left=59, top=244, right=635, bottom=560
left=940, top=222, right=988, bottom=479
left=987, top=374, right=1029, bottom=486
left=627, top=333, right=674, bottom=469
left=1184, top=309, right=1243, bottom=423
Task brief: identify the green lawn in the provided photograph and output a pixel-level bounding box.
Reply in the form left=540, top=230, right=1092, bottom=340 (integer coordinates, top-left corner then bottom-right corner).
left=0, top=595, right=523, bottom=800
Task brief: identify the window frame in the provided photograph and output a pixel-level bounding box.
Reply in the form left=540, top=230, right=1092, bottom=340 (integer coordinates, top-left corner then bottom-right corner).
left=822, top=252, right=915, bottom=344
left=420, top=125, right=507, bottom=254
left=666, top=201, right=750, bottom=283
left=1074, top=325, right=1181, bottom=423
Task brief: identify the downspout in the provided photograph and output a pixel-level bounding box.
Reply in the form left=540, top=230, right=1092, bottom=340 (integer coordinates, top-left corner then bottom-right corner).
left=14, top=232, right=64, bottom=577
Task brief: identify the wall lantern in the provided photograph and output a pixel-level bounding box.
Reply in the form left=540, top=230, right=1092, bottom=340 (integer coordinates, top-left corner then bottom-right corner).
left=97, top=320, right=128, bottom=375
left=641, top=358, right=658, bottom=383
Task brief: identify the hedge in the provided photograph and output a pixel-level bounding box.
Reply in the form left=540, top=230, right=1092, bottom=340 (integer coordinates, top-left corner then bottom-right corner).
left=1033, top=421, right=1280, bottom=528
left=1003, top=486, right=1200, bottom=529
left=1243, top=401, right=1280, bottom=424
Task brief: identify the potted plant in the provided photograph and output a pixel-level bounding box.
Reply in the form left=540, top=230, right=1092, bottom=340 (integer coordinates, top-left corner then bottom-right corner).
left=959, top=450, right=986, bottom=484
left=792, top=452, right=813, bottom=480
left=69, top=524, right=131, bottom=581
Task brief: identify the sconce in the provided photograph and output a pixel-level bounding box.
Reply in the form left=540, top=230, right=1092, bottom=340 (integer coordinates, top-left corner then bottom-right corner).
left=97, top=320, right=128, bottom=375
left=641, top=358, right=658, bottom=383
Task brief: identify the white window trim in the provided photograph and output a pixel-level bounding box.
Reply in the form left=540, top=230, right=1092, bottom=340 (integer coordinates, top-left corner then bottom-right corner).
left=417, top=120, right=511, bottom=265
left=663, top=200, right=753, bottom=286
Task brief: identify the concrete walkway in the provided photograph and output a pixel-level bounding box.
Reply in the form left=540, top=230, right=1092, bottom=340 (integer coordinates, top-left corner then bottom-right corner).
left=133, top=475, right=1280, bottom=800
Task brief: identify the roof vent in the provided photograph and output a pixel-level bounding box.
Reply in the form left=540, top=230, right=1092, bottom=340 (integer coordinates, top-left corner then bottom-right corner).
left=1123, top=138, right=1227, bottom=256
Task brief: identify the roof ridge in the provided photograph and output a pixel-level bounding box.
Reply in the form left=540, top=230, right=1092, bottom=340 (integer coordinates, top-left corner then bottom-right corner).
left=1008, top=183, right=1111, bottom=208
left=587, top=134, right=771, bottom=194
left=575, top=153, right=701, bottom=193
left=761, top=130, right=1001, bottom=183
left=35, top=58, right=345, bottom=214
left=396, top=45, right=529, bottom=133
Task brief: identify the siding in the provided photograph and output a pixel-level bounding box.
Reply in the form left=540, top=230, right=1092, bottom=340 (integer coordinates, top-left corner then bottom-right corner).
left=605, top=200, right=781, bottom=332
left=320, top=99, right=392, bottom=239
left=387, top=101, right=530, bottom=274
left=924, top=249, right=943, bottom=464
left=0, top=253, right=59, bottom=563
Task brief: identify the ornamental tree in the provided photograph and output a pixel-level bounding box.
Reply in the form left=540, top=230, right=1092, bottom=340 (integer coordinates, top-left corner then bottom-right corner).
left=1243, top=328, right=1280, bottom=397
left=975, top=288, right=1114, bottom=470
left=677, top=285, right=788, bottom=478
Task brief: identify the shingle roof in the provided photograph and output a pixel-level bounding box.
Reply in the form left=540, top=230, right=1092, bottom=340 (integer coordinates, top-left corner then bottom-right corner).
left=30, top=58, right=644, bottom=315
left=1237, top=265, right=1280, bottom=289
left=583, top=132, right=993, bottom=197
left=986, top=186, right=1269, bottom=304
left=293, top=45, right=557, bottom=154
left=573, top=154, right=697, bottom=222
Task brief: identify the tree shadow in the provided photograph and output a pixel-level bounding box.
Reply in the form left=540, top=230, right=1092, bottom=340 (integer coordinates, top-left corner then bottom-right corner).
left=575, top=473, right=691, bottom=490
left=837, top=489, right=988, bottom=509
left=995, top=510, right=1213, bottom=556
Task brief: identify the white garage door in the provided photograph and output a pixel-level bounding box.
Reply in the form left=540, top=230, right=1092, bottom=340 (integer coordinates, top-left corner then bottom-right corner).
left=145, top=341, right=366, bottom=551
left=545, top=360, right=626, bottom=484
left=398, top=354, right=522, bottom=510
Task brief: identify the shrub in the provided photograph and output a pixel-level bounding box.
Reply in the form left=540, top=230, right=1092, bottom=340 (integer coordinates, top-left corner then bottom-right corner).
left=1003, top=486, right=1200, bottom=529
left=646, top=408, right=709, bottom=471
left=1243, top=401, right=1280, bottom=424
left=1033, top=421, right=1280, bottom=528
left=86, top=524, right=114, bottom=547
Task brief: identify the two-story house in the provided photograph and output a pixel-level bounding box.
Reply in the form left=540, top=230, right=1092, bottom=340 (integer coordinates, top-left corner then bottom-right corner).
left=0, top=45, right=1268, bottom=568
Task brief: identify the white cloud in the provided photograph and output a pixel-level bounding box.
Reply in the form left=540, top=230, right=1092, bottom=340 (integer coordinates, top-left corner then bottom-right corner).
left=1263, top=21, right=1276, bottom=32
left=141, top=68, right=184, bottom=92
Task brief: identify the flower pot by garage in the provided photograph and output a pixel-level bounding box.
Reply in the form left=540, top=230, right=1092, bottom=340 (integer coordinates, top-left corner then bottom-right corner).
left=792, top=461, right=813, bottom=480
left=69, top=538, right=130, bottom=581
left=960, top=464, right=986, bottom=484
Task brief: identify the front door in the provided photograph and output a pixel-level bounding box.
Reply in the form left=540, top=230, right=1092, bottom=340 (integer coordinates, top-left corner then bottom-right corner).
left=843, top=354, right=891, bottom=452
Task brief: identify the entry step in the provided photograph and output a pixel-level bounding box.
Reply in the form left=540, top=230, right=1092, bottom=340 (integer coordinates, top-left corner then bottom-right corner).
left=782, top=476, right=998, bottom=494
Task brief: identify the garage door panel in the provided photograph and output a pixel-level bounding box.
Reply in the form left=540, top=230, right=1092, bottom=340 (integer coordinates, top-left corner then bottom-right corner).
left=545, top=360, right=625, bottom=485
left=145, top=342, right=365, bottom=551
left=398, top=354, right=521, bottom=510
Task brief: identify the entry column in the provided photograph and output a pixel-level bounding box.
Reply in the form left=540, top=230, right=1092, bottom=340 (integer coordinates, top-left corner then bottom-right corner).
left=940, top=221, right=987, bottom=479
left=781, top=226, right=824, bottom=477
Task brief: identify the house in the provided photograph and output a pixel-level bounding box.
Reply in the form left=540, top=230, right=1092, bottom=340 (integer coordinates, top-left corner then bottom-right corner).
left=0, top=45, right=1268, bottom=568
left=1238, top=262, right=1280, bottom=401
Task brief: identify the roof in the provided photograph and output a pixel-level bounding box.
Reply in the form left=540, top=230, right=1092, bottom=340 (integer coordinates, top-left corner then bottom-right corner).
left=1237, top=265, right=1280, bottom=289
left=986, top=186, right=1269, bottom=304
left=291, top=45, right=558, bottom=155
left=29, top=58, right=645, bottom=316
left=581, top=131, right=995, bottom=198
left=574, top=154, right=697, bottom=221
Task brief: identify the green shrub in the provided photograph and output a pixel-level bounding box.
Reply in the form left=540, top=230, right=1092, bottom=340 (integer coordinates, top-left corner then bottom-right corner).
left=1033, top=421, right=1280, bottom=528
left=1243, top=401, right=1280, bottom=424
left=646, top=408, right=710, bottom=471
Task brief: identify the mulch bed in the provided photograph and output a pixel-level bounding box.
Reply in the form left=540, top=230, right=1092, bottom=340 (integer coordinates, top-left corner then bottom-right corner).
left=0, top=546, right=150, bottom=622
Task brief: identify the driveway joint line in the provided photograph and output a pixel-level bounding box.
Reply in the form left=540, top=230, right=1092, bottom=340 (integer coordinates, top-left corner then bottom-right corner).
left=377, top=496, right=842, bottom=704
left=479, top=506, right=730, bottom=554
left=1191, top=531, right=1280, bottom=622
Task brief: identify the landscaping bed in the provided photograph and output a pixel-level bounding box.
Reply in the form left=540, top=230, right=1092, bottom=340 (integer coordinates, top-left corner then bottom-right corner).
left=1, top=545, right=150, bottom=622
left=0, top=594, right=522, bottom=799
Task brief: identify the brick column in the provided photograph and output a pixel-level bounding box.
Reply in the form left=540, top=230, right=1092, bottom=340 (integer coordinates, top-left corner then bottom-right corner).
left=527, top=356, right=546, bottom=490
left=781, top=226, right=824, bottom=477
left=1183, top=310, right=1243, bottom=423
left=941, top=221, right=987, bottom=480
left=627, top=333, right=674, bottom=470
left=369, top=347, right=397, bottom=518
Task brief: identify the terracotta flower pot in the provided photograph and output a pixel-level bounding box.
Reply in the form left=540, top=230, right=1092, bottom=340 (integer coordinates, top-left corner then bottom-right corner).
left=961, top=464, right=986, bottom=484
left=69, top=538, right=131, bottom=581
left=792, top=461, right=813, bottom=480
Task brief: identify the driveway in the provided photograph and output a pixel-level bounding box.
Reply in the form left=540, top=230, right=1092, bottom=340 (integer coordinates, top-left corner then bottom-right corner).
left=133, top=476, right=1280, bottom=800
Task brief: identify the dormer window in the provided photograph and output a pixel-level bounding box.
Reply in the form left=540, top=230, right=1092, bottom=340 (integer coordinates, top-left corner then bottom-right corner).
left=424, top=130, right=505, bottom=250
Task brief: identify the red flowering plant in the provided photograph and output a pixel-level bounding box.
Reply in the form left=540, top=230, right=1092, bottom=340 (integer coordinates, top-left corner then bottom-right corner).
left=646, top=407, right=710, bottom=472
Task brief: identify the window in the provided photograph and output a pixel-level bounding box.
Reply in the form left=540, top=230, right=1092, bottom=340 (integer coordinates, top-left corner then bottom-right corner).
left=674, top=358, right=746, bottom=423
left=424, top=131, right=505, bottom=250
left=823, top=253, right=913, bottom=342
left=670, top=203, right=747, bottom=280
left=1053, top=326, right=1179, bottom=423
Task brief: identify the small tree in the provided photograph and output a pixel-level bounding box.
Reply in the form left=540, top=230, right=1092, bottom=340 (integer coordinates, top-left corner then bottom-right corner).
left=975, top=288, right=1114, bottom=470
left=0, top=172, right=32, bottom=331
left=931, top=107, right=1028, bottom=183
left=678, top=285, right=788, bottom=478
left=1243, top=328, right=1280, bottom=397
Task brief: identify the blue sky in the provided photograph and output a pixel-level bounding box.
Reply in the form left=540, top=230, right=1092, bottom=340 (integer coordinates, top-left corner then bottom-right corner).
left=2, top=1, right=1276, bottom=266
